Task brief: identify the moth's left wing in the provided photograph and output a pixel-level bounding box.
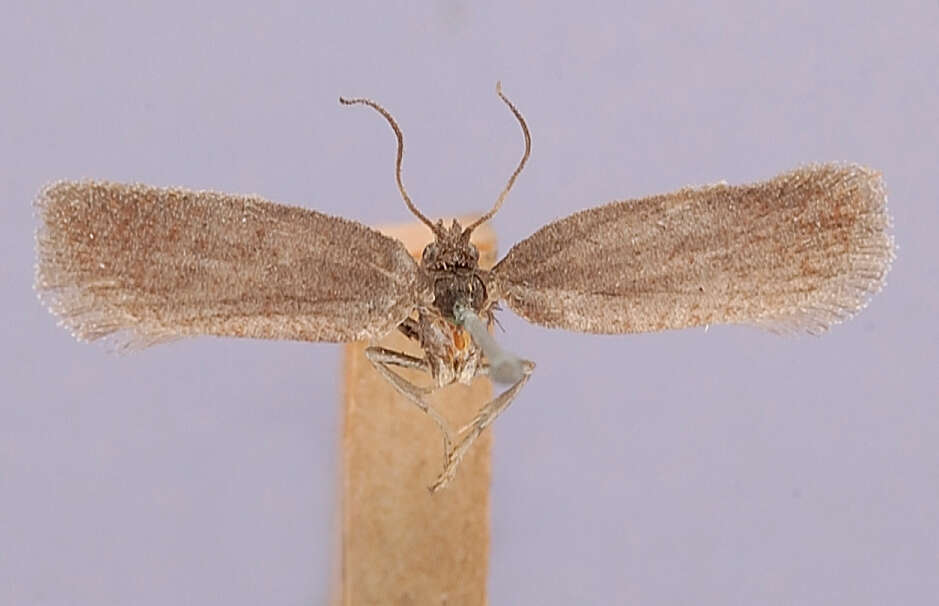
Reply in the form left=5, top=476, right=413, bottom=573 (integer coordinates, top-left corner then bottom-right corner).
left=35, top=181, right=429, bottom=348
left=490, top=164, right=894, bottom=335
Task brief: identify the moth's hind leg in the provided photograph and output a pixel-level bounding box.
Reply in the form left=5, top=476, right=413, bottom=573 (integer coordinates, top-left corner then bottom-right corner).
left=364, top=346, right=453, bottom=461
left=429, top=359, right=536, bottom=493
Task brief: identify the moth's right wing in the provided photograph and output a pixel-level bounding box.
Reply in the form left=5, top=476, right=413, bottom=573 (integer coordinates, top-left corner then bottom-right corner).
left=36, top=181, right=430, bottom=348
left=490, top=164, right=894, bottom=335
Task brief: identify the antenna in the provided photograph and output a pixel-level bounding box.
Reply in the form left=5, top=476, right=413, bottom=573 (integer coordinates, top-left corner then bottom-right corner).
left=339, top=96, right=441, bottom=235
left=464, top=82, right=531, bottom=234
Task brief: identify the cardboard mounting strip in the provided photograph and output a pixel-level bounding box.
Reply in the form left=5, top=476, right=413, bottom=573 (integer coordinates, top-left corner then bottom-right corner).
left=335, top=217, right=497, bottom=605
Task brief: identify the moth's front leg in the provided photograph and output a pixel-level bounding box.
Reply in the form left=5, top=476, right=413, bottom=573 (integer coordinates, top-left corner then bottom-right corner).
left=364, top=346, right=454, bottom=462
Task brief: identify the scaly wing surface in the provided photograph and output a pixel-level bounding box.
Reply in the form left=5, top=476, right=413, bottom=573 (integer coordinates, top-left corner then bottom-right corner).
left=36, top=181, right=427, bottom=347
left=491, top=164, right=893, bottom=334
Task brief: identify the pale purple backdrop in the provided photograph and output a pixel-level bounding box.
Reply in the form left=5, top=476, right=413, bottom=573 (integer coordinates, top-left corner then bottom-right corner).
left=2, top=2, right=936, bottom=604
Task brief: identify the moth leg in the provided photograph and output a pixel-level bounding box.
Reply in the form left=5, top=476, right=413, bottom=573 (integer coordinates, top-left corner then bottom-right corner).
left=460, top=359, right=536, bottom=434
left=364, top=346, right=453, bottom=460
left=429, top=360, right=535, bottom=493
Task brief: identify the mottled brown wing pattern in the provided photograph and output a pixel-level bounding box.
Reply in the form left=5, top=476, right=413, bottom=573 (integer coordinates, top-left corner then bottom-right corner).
left=491, top=164, right=894, bottom=334
left=35, top=181, right=427, bottom=347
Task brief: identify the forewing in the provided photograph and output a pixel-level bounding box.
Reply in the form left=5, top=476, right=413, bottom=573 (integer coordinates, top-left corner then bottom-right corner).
left=491, top=164, right=894, bottom=334
left=35, top=181, right=427, bottom=347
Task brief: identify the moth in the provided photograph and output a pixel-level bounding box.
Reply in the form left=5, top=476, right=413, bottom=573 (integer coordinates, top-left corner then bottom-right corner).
left=34, top=84, right=895, bottom=491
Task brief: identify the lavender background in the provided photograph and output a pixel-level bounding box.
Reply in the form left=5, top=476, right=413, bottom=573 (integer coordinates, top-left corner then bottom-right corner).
left=2, top=2, right=936, bottom=604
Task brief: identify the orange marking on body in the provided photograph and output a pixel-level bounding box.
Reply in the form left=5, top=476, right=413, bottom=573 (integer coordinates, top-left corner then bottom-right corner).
left=451, top=326, right=468, bottom=351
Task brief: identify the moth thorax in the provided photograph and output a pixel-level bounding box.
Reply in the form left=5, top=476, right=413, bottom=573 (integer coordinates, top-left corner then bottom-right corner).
left=433, top=273, right=487, bottom=322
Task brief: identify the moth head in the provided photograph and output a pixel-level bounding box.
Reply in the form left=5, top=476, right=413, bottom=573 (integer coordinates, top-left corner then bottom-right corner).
left=421, top=219, right=479, bottom=271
